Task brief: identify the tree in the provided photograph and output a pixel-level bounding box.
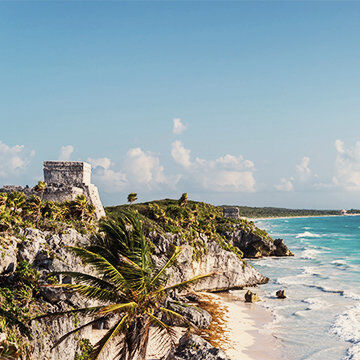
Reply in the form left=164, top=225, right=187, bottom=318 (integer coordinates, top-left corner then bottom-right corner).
left=34, top=181, right=46, bottom=200
left=37, top=212, right=212, bottom=360
left=24, top=195, right=43, bottom=226
left=70, top=195, right=89, bottom=221
left=127, top=193, right=137, bottom=206
left=178, top=193, right=188, bottom=207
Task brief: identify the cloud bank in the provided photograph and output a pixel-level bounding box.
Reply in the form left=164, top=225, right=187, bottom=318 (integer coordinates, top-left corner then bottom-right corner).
left=0, top=140, right=34, bottom=179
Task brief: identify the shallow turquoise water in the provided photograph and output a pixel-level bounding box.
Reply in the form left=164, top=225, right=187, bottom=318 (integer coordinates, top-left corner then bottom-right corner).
left=250, top=216, right=360, bottom=360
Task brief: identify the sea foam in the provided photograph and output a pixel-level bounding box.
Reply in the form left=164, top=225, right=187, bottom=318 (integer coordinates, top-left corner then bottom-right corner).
left=330, top=303, right=360, bottom=359
left=296, top=231, right=322, bottom=238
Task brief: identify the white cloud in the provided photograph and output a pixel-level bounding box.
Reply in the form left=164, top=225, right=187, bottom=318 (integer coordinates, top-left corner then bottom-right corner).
left=171, top=141, right=256, bottom=192
left=58, top=145, right=74, bottom=161
left=333, top=140, right=360, bottom=191
left=173, top=118, right=187, bottom=135
left=89, top=148, right=178, bottom=193
left=275, top=177, right=294, bottom=192
left=171, top=140, right=192, bottom=168
left=0, top=140, right=34, bottom=178
left=125, top=148, right=168, bottom=185
left=88, top=157, right=112, bottom=170
left=296, top=156, right=311, bottom=181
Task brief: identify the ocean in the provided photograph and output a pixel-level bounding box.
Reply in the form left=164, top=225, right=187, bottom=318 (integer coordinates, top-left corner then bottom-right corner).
left=249, top=216, right=360, bottom=360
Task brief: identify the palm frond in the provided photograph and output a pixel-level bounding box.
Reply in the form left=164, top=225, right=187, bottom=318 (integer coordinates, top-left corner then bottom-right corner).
left=46, top=283, right=120, bottom=302
left=49, top=271, right=115, bottom=290
left=67, top=247, right=127, bottom=289
left=152, top=273, right=215, bottom=295
left=34, top=305, right=106, bottom=321
left=51, top=316, right=107, bottom=349
left=98, top=302, right=138, bottom=315
left=149, top=246, right=182, bottom=287
left=158, top=306, right=197, bottom=329
left=89, top=314, right=128, bottom=360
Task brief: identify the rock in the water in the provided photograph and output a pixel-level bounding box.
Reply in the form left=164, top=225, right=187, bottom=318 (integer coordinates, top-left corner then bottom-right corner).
left=276, top=289, right=286, bottom=299
left=244, top=290, right=260, bottom=303
left=167, top=334, right=230, bottom=360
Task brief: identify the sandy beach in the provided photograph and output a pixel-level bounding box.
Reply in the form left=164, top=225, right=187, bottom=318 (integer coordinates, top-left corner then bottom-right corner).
left=198, top=291, right=283, bottom=360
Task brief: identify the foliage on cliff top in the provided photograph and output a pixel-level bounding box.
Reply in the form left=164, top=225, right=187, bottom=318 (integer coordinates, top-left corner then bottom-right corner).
left=106, top=198, right=271, bottom=258
left=0, top=191, right=97, bottom=237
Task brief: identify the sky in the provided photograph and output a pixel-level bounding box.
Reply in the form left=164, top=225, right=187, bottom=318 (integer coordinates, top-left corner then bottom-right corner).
left=1, top=1, right=360, bottom=209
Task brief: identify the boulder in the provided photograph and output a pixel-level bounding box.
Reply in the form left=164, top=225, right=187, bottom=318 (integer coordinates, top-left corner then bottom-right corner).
left=221, top=225, right=293, bottom=258
left=167, top=334, right=230, bottom=360
left=0, top=238, right=17, bottom=274
left=244, top=290, right=260, bottom=303
left=276, top=289, right=286, bottom=299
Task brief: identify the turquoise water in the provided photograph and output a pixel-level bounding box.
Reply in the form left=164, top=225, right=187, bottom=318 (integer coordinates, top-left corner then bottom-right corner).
left=250, top=216, right=360, bottom=360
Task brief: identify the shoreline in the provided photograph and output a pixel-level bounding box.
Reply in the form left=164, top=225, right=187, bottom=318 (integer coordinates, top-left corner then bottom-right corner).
left=247, top=214, right=360, bottom=221
left=199, top=292, right=283, bottom=360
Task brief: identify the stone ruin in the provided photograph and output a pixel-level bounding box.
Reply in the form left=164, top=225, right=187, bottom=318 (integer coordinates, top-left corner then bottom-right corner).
left=0, top=161, right=105, bottom=219
left=223, top=207, right=240, bottom=219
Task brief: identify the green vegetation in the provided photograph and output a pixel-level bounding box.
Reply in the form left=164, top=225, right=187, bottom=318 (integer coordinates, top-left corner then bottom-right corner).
left=127, top=193, right=138, bottom=206
left=74, top=339, right=94, bottom=360
left=0, top=261, right=46, bottom=359
left=0, top=191, right=97, bottom=236
left=106, top=199, right=271, bottom=260
left=38, top=212, right=212, bottom=360
left=223, top=205, right=360, bottom=219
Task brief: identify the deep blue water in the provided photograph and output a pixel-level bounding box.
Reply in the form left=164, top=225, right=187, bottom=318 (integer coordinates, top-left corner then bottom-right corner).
left=250, top=216, right=360, bottom=360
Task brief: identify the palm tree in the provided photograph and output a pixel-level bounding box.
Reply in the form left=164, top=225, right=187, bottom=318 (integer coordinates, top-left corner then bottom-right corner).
left=70, top=195, right=89, bottom=221
left=6, top=192, right=26, bottom=215
left=36, top=212, right=212, bottom=360
left=34, top=181, right=46, bottom=200
left=178, top=193, right=188, bottom=207
left=127, top=193, right=137, bottom=206
left=24, top=195, right=43, bottom=226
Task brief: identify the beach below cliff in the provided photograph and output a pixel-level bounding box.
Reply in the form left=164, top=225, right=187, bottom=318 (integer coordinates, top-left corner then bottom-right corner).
left=198, top=291, right=283, bottom=360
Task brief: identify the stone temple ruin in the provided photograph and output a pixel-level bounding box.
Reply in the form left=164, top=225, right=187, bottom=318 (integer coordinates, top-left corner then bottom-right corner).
left=1, top=161, right=105, bottom=219
left=223, top=206, right=240, bottom=219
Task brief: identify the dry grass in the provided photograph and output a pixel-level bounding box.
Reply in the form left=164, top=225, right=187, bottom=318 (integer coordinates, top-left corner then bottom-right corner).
left=196, top=293, right=231, bottom=352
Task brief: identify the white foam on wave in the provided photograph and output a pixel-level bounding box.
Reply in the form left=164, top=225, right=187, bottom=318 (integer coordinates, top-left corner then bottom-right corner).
left=301, top=248, right=322, bottom=259
left=302, top=297, right=329, bottom=311
left=296, top=231, right=322, bottom=238
left=330, top=303, right=360, bottom=360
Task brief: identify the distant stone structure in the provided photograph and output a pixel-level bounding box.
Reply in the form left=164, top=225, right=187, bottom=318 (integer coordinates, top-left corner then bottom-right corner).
left=340, top=209, right=348, bottom=216
left=43, top=161, right=105, bottom=219
left=0, top=161, right=105, bottom=219
left=223, top=207, right=240, bottom=219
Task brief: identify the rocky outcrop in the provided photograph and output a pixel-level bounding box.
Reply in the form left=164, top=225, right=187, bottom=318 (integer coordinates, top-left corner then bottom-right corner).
left=276, top=289, right=286, bottom=299
left=221, top=225, right=293, bottom=258
left=166, top=334, right=230, bottom=360
left=150, top=231, right=268, bottom=292
left=166, top=300, right=212, bottom=329
left=244, top=290, right=260, bottom=303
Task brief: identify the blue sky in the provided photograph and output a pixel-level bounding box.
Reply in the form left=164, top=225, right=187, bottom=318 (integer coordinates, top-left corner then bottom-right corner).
left=1, top=1, right=360, bottom=208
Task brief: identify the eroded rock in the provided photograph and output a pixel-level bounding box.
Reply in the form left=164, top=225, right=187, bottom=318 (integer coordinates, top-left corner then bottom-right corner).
left=244, top=290, right=260, bottom=303
left=167, top=334, right=230, bottom=360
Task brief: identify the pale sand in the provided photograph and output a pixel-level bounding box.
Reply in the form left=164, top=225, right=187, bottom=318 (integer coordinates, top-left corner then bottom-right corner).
left=201, top=291, right=283, bottom=360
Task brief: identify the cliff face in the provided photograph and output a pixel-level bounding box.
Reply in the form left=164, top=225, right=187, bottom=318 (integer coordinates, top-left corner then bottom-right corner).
left=150, top=232, right=268, bottom=292
left=0, top=226, right=269, bottom=360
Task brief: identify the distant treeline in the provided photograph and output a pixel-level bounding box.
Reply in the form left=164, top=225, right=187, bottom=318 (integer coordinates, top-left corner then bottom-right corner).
left=223, top=206, right=360, bottom=218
